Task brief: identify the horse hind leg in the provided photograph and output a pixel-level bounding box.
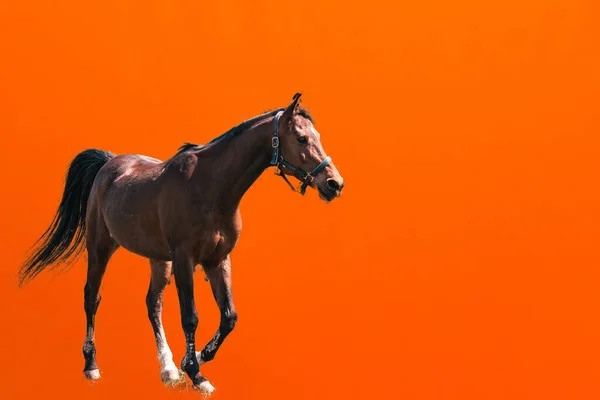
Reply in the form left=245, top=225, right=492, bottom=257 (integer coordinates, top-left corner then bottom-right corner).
left=146, top=259, right=181, bottom=384
left=82, top=214, right=118, bottom=380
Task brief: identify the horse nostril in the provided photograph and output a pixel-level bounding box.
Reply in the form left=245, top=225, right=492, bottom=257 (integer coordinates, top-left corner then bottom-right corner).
left=327, top=179, right=341, bottom=192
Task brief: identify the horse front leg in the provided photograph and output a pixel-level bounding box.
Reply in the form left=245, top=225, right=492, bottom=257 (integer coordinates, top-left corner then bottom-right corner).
left=172, top=248, right=214, bottom=395
left=196, top=256, right=238, bottom=367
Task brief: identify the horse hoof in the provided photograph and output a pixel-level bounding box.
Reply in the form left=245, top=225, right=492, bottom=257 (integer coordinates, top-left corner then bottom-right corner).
left=84, top=369, right=101, bottom=380
left=161, top=366, right=181, bottom=384
left=194, top=380, right=215, bottom=396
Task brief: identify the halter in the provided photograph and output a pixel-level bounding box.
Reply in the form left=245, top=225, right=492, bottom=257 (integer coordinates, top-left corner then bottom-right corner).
left=269, top=111, right=332, bottom=195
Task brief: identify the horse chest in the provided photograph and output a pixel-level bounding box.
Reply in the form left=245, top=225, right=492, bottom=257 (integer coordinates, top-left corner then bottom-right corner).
left=193, top=227, right=239, bottom=263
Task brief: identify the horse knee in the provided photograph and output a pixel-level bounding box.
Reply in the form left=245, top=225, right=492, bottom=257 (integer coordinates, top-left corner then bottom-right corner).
left=221, top=311, right=238, bottom=333
left=182, top=310, right=199, bottom=333
left=145, top=290, right=156, bottom=318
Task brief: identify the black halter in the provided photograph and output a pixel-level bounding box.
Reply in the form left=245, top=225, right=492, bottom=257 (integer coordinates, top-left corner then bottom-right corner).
left=269, top=111, right=332, bottom=195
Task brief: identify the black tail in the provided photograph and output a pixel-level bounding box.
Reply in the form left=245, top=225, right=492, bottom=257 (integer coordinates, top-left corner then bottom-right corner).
left=18, top=149, right=115, bottom=286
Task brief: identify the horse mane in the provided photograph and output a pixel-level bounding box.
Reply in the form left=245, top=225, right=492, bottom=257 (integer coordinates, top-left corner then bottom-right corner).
left=174, top=106, right=314, bottom=156
left=176, top=142, right=199, bottom=153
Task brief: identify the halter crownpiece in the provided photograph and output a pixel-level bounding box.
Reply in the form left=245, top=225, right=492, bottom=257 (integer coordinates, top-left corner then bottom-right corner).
left=270, top=110, right=332, bottom=195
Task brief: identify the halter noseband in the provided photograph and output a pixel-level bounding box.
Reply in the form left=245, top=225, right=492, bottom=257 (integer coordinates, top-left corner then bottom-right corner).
left=269, top=110, right=332, bottom=195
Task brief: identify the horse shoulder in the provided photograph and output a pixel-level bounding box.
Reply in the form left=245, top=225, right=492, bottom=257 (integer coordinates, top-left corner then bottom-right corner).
left=163, top=151, right=199, bottom=180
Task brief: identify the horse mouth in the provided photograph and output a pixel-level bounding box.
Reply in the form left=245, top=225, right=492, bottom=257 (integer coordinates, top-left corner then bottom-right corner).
left=318, top=187, right=337, bottom=202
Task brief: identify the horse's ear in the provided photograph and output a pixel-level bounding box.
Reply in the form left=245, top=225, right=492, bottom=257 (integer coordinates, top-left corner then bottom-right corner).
left=282, top=92, right=302, bottom=120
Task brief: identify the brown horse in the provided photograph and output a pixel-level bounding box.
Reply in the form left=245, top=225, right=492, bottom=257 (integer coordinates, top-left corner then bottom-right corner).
left=18, top=93, right=344, bottom=395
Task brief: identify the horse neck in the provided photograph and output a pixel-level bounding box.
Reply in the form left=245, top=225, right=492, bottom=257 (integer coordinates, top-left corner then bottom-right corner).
left=198, top=117, right=274, bottom=212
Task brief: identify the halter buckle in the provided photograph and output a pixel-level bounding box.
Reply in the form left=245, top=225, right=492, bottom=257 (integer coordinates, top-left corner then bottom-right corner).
left=272, top=137, right=279, bottom=148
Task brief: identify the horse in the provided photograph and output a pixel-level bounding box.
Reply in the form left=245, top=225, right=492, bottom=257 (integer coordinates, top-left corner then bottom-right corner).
left=18, top=93, right=344, bottom=395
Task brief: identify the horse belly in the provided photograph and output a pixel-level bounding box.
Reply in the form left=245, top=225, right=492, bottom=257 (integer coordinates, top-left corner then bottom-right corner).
left=105, top=213, right=171, bottom=260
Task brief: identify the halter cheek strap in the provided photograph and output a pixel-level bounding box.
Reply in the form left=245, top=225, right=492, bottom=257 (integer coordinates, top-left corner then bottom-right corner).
left=270, top=111, right=332, bottom=195
left=269, top=111, right=283, bottom=167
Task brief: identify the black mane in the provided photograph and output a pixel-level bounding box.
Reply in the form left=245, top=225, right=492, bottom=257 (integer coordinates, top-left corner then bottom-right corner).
left=175, top=106, right=314, bottom=155
left=176, top=142, right=199, bottom=153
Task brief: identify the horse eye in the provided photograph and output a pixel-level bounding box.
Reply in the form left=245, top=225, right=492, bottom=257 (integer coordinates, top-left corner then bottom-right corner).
left=297, top=136, right=308, bottom=144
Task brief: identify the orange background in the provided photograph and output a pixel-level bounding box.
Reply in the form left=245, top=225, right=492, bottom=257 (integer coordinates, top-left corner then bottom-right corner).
left=1, top=1, right=599, bottom=399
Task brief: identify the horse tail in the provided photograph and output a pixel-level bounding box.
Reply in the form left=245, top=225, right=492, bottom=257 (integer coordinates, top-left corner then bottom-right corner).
left=18, top=149, right=115, bottom=286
